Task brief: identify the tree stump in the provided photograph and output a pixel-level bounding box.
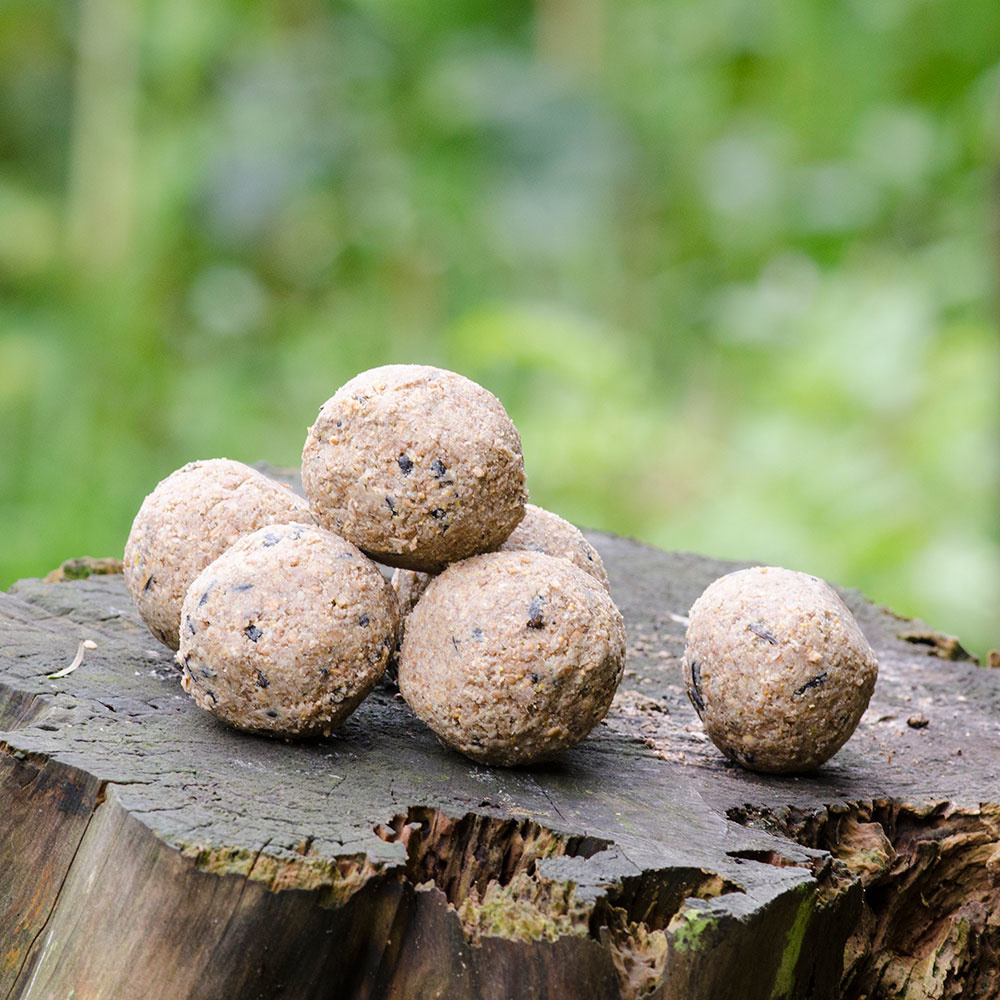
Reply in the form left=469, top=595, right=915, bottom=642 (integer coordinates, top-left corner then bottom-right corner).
left=1, top=526, right=998, bottom=999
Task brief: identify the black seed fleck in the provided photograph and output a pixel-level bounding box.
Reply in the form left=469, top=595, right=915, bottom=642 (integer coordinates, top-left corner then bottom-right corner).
left=206, top=689, right=218, bottom=704
left=186, top=618, right=196, bottom=636
left=266, top=710, right=279, bottom=719
left=199, top=666, right=215, bottom=680
left=747, top=622, right=779, bottom=645
left=143, top=574, right=155, bottom=592
left=397, top=454, right=413, bottom=475
left=231, top=581, right=254, bottom=592
left=245, top=624, right=263, bottom=642
left=688, top=661, right=705, bottom=714
left=320, top=667, right=330, bottom=679
left=262, top=532, right=280, bottom=547
left=155, top=627, right=168, bottom=645
left=430, top=458, right=446, bottom=478
left=452, top=636, right=461, bottom=654
left=471, top=626, right=484, bottom=641
left=386, top=495, right=398, bottom=516
left=531, top=673, right=540, bottom=684
left=359, top=614, right=369, bottom=627
left=256, top=670, right=269, bottom=689
left=794, top=672, right=828, bottom=697
left=739, top=750, right=756, bottom=765
left=527, top=596, right=545, bottom=629
left=430, top=508, right=446, bottom=520
left=197, top=583, right=215, bottom=608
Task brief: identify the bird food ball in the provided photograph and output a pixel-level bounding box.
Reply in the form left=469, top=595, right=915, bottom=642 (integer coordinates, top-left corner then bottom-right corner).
left=398, top=551, right=626, bottom=766
left=500, top=503, right=610, bottom=590
left=178, top=522, right=398, bottom=738
left=683, top=566, right=879, bottom=773
left=391, top=503, right=611, bottom=618
left=124, top=459, right=314, bottom=650
left=302, top=365, right=527, bottom=572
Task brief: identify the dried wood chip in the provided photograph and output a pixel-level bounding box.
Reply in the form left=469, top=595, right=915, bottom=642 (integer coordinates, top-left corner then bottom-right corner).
left=49, top=639, right=97, bottom=679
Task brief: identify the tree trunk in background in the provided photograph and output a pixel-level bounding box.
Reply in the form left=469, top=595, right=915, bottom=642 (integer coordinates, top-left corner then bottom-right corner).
left=535, top=0, right=605, bottom=77
left=67, top=0, right=141, bottom=274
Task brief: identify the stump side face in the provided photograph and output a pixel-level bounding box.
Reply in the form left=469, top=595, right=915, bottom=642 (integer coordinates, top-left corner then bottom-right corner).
left=0, top=534, right=997, bottom=1000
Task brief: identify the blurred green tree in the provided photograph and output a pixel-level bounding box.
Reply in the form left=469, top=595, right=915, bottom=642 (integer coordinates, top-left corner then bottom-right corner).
left=1, top=0, right=997, bottom=654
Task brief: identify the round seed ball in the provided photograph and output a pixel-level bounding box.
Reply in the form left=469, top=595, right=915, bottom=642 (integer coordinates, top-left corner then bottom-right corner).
left=501, top=503, right=610, bottom=590
left=391, top=503, right=611, bottom=618
left=683, top=566, right=879, bottom=773
left=398, top=551, right=626, bottom=766
left=302, top=365, right=527, bottom=572
left=178, top=522, right=398, bottom=738
left=124, top=459, right=315, bottom=650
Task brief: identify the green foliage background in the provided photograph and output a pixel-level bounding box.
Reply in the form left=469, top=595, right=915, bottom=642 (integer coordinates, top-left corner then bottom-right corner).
left=1, top=0, right=997, bottom=655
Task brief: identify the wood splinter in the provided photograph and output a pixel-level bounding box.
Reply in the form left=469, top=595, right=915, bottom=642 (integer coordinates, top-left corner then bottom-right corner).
left=48, top=639, right=97, bottom=679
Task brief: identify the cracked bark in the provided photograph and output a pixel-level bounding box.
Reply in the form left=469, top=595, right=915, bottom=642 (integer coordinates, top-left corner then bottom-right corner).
left=1, top=504, right=998, bottom=998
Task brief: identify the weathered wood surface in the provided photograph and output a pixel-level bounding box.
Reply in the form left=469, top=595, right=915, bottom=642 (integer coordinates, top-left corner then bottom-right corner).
left=1, top=532, right=998, bottom=1000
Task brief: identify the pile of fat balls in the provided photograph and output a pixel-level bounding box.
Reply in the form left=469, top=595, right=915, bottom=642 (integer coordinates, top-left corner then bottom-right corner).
left=124, top=364, right=878, bottom=772
left=125, top=365, right=625, bottom=766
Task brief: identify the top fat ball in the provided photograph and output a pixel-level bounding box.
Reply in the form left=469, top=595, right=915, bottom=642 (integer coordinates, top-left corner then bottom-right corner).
left=302, top=365, right=528, bottom=572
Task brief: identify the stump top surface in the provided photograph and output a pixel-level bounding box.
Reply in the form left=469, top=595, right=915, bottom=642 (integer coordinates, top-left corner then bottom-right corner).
left=2, top=532, right=997, bottom=921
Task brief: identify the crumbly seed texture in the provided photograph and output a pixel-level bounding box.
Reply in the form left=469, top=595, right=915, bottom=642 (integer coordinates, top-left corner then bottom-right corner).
left=398, top=551, right=626, bottom=766
left=177, top=522, right=399, bottom=738
left=391, top=502, right=611, bottom=619
left=683, top=566, right=879, bottom=773
left=391, top=565, right=434, bottom=620
left=124, top=459, right=315, bottom=650
left=500, top=504, right=610, bottom=589
left=301, top=365, right=527, bottom=572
